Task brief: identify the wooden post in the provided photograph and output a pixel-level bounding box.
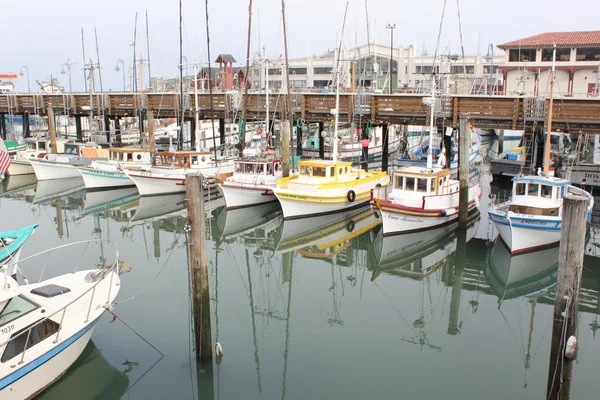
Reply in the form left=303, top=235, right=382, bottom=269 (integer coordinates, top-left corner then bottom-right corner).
left=22, top=112, right=30, bottom=138
left=47, top=107, right=58, bottom=154
left=185, top=173, right=213, bottom=361
left=546, top=193, right=588, bottom=400
left=361, top=123, right=369, bottom=171
left=318, top=121, right=325, bottom=160
left=0, top=114, right=5, bottom=140
left=296, top=120, right=303, bottom=156
left=75, top=115, right=83, bottom=142
left=148, top=110, right=157, bottom=165
left=219, top=118, right=226, bottom=153
left=497, top=129, right=505, bottom=154
left=103, top=114, right=111, bottom=145
left=458, top=114, right=470, bottom=230
left=115, top=117, right=122, bottom=146
left=381, top=124, right=389, bottom=173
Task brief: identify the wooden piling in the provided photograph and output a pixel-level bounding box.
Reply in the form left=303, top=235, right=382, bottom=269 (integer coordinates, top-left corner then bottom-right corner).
left=381, top=123, right=389, bottom=173
left=458, top=114, right=470, bottom=230
left=75, top=115, right=83, bottom=142
left=47, top=107, right=58, bottom=154
left=185, top=173, right=213, bottom=361
left=318, top=121, right=325, bottom=160
left=361, top=122, right=369, bottom=171
left=115, top=117, right=122, bottom=146
left=103, top=115, right=111, bottom=145
left=22, top=111, right=30, bottom=138
left=497, top=129, right=505, bottom=154
left=147, top=111, right=157, bottom=165
left=546, top=193, right=588, bottom=400
left=0, top=114, right=5, bottom=140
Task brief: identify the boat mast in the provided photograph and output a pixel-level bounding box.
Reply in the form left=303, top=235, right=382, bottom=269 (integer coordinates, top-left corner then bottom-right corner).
left=178, top=0, right=184, bottom=151
left=194, top=62, right=200, bottom=151
left=543, top=44, right=556, bottom=175
left=426, top=74, right=436, bottom=169
left=265, top=58, right=270, bottom=143
left=332, top=67, right=340, bottom=162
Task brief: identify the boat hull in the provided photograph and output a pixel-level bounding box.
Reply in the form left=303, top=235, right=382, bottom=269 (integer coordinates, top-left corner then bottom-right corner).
left=29, top=159, right=82, bottom=181
left=126, top=172, right=186, bottom=196
left=219, top=183, right=276, bottom=210
left=488, top=211, right=562, bottom=254
left=79, top=168, right=135, bottom=191
left=0, top=323, right=97, bottom=400
left=7, top=160, right=34, bottom=176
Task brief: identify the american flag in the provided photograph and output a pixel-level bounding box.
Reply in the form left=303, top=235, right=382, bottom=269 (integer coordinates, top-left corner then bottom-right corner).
left=0, top=149, right=10, bottom=177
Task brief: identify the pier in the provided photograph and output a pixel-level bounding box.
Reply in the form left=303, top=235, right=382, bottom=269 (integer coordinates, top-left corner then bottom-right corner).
left=2, top=92, right=600, bottom=135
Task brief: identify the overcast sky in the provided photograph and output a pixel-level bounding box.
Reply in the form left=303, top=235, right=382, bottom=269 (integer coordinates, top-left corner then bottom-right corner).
left=1, top=0, right=597, bottom=92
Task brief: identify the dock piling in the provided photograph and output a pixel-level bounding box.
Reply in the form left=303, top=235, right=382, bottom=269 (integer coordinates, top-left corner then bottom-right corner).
left=47, top=107, right=57, bottom=153
left=458, top=114, right=470, bottom=230
left=185, top=172, right=213, bottom=361
left=381, top=123, right=389, bottom=173
left=75, top=115, right=83, bottom=142
left=497, top=129, right=504, bottom=154
left=318, top=121, right=325, bottom=160
left=546, top=193, right=588, bottom=400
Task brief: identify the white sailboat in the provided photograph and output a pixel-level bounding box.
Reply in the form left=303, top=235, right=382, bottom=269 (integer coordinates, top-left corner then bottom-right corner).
left=29, top=143, right=108, bottom=181
left=372, top=76, right=482, bottom=236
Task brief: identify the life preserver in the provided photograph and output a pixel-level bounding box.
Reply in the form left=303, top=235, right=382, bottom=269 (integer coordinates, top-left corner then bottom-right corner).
left=347, top=190, right=356, bottom=202
left=346, top=220, right=355, bottom=232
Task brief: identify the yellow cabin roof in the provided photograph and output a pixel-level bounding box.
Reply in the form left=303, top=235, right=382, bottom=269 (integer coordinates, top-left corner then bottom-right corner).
left=298, top=159, right=353, bottom=168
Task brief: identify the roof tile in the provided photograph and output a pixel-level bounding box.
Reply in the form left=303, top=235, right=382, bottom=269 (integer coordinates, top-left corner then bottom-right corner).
left=498, top=31, right=600, bottom=49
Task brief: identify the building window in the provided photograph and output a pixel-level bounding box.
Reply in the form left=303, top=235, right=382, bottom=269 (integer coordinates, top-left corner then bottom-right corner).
left=313, top=67, right=333, bottom=75
left=576, top=47, right=600, bottom=61
left=541, top=47, right=570, bottom=62
left=268, top=81, right=282, bottom=89
left=508, top=48, right=536, bottom=62
left=292, top=80, right=307, bottom=89
left=483, top=66, right=503, bottom=74
left=404, top=66, right=408, bottom=74
left=290, top=67, right=307, bottom=75
left=415, top=65, right=438, bottom=74
left=268, top=68, right=282, bottom=75
left=313, top=80, right=330, bottom=88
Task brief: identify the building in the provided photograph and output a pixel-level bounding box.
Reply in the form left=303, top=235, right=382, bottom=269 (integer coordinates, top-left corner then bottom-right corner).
left=0, top=81, right=15, bottom=94
left=249, top=43, right=504, bottom=95
left=498, top=31, right=600, bottom=98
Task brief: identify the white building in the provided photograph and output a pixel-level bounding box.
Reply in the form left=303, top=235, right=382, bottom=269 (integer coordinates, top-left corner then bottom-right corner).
left=498, top=31, right=600, bottom=98
left=0, top=81, right=15, bottom=94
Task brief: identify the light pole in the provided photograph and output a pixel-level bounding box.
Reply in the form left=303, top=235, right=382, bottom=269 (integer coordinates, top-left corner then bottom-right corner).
left=115, top=59, right=126, bottom=92
left=61, top=58, right=76, bottom=93
left=19, top=66, right=30, bottom=93
left=485, top=43, right=494, bottom=95
left=386, top=23, right=396, bottom=95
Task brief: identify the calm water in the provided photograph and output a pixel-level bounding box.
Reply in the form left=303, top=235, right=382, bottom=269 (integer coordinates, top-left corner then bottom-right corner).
left=2, top=137, right=600, bottom=399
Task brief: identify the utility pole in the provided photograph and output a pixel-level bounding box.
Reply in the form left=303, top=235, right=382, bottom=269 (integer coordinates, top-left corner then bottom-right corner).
left=386, top=23, right=396, bottom=95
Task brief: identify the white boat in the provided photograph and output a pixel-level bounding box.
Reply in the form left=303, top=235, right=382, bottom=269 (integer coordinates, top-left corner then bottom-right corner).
left=372, top=76, right=482, bottom=236
left=219, top=155, right=282, bottom=210
left=125, top=151, right=235, bottom=196
left=81, top=187, right=139, bottom=216
left=33, top=179, right=86, bottom=205
left=488, top=174, right=593, bottom=254
left=29, top=143, right=108, bottom=181
left=0, top=240, right=121, bottom=400
left=273, top=67, right=389, bottom=220
left=8, top=138, right=68, bottom=177
left=216, top=202, right=283, bottom=243
left=77, top=148, right=153, bottom=191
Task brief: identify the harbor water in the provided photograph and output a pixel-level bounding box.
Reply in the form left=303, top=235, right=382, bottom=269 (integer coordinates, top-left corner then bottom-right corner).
left=2, top=136, right=600, bottom=399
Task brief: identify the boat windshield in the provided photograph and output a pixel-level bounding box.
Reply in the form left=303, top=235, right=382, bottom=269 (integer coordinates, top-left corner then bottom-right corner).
left=313, top=168, right=327, bottom=177
left=64, top=144, right=79, bottom=155
left=0, top=296, right=38, bottom=327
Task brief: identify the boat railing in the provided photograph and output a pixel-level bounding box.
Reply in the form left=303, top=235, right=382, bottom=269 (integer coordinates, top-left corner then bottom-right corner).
left=0, top=239, right=120, bottom=363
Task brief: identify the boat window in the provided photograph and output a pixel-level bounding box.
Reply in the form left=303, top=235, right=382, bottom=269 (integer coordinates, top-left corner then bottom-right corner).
left=181, top=157, right=189, bottom=167
left=515, top=183, right=526, bottom=195
left=405, top=177, right=415, bottom=191
left=300, top=165, right=311, bottom=175
left=256, top=164, right=265, bottom=174
left=338, top=167, right=343, bottom=176
left=329, top=167, right=335, bottom=177
left=166, top=156, right=173, bottom=164
left=1, top=319, right=60, bottom=363
left=395, top=175, right=403, bottom=188
left=0, top=296, right=38, bottom=327
left=541, top=185, right=553, bottom=199
left=528, top=183, right=539, bottom=196
left=201, top=156, right=206, bottom=162
left=344, top=167, right=348, bottom=174
left=191, top=156, right=198, bottom=165
left=313, top=168, right=327, bottom=177
left=136, top=154, right=142, bottom=161
left=416, top=179, right=428, bottom=192
left=557, top=188, right=563, bottom=200
left=235, top=163, right=243, bottom=172
left=245, top=163, right=254, bottom=173
left=267, top=164, right=273, bottom=174
left=65, top=145, right=78, bottom=155
left=274, top=163, right=279, bottom=172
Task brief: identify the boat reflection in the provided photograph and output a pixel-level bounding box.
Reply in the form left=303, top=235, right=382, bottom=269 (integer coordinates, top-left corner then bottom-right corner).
left=485, top=238, right=558, bottom=302
left=369, top=211, right=480, bottom=279
left=37, top=340, right=131, bottom=400
left=216, top=202, right=283, bottom=252
left=82, top=187, right=139, bottom=216
left=32, top=179, right=85, bottom=205
left=275, top=206, right=382, bottom=257
left=0, top=174, right=37, bottom=197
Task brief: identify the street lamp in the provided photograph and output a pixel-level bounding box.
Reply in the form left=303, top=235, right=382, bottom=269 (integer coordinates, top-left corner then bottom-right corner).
left=61, top=58, right=76, bottom=93
left=386, top=23, right=396, bottom=95
left=115, top=59, right=126, bottom=91
left=19, top=66, right=30, bottom=93
left=485, top=43, right=494, bottom=95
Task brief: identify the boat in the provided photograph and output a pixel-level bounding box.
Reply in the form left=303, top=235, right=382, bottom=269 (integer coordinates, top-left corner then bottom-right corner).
left=8, top=138, right=68, bottom=177
left=125, top=150, right=235, bottom=196
left=36, top=340, right=130, bottom=400
left=0, top=174, right=37, bottom=196
left=489, top=48, right=595, bottom=254
left=0, top=240, right=121, bottom=399
left=371, top=76, right=482, bottom=236
left=81, top=187, right=139, bottom=216
left=0, top=224, right=39, bottom=270
left=29, top=143, right=109, bottom=181
left=216, top=201, right=283, bottom=243
left=488, top=174, right=594, bottom=253
left=485, top=237, right=558, bottom=301
left=219, top=138, right=282, bottom=209
left=273, top=67, right=389, bottom=220
left=77, top=148, right=153, bottom=191
left=32, top=179, right=85, bottom=205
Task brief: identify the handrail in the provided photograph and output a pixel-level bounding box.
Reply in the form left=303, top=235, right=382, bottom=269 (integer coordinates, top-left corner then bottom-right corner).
left=0, top=240, right=120, bottom=359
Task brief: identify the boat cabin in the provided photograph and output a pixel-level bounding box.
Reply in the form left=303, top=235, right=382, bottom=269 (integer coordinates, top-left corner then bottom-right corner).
left=508, top=176, right=568, bottom=215
left=64, top=143, right=105, bottom=157
left=235, top=159, right=282, bottom=176
left=157, top=151, right=213, bottom=168
left=23, top=138, right=65, bottom=155
left=392, top=167, right=454, bottom=196
left=108, top=148, right=153, bottom=163
left=297, top=160, right=355, bottom=181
